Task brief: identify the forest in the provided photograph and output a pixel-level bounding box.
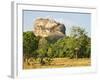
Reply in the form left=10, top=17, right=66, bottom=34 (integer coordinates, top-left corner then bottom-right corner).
left=23, top=26, right=91, bottom=69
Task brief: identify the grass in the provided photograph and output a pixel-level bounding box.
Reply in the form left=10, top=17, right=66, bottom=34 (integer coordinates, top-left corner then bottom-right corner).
left=23, top=58, right=91, bottom=69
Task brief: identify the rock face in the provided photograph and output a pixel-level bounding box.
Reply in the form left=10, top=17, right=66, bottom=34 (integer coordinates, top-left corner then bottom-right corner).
left=33, top=18, right=66, bottom=40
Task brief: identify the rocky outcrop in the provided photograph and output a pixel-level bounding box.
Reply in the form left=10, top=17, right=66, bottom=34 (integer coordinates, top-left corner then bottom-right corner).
left=33, top=18, right=66, bottom=40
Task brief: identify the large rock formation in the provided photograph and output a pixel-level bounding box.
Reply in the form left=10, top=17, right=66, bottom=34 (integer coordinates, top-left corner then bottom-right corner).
left=33, top=18, right=66, bottom=40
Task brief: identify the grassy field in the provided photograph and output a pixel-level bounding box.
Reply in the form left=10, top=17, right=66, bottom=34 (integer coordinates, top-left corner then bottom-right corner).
left=23, top=58, right=91, bottom=69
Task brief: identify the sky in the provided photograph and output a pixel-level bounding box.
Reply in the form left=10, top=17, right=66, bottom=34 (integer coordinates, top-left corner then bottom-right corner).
left=23, top=10, right=91, bottom=36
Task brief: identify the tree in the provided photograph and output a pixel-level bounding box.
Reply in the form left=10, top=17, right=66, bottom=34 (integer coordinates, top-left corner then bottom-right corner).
left=70, top=26, right=87, bottom=38
left=37, top=38, right=49, bottom=65
left=23, top=31, right=39, bottom=64
left=46, top=47, right=53, bottom=64
left=51, top=26, right=91, bottom=59
left=70, top=26, right=91, bottom=58
left=37, top=48, right=47, bottom=65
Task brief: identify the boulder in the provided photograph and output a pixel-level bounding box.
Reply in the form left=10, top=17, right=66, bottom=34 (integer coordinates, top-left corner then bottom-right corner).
left=33, top=18, right=66, bottom=40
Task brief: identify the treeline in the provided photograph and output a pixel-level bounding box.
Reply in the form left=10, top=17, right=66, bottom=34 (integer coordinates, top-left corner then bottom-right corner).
left=23, top=26, right=91, bottom=65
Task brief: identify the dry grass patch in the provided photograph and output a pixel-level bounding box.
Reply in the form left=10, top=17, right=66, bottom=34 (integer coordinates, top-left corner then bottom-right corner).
left=23, top=58, right=91, bottom=69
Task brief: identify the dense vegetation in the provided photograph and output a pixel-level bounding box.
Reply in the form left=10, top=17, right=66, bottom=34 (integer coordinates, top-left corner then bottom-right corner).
left=23, top=26, right=91, bottom=65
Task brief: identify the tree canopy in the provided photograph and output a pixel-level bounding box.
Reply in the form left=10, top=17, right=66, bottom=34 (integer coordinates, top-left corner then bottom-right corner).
left=23, top=26, right=91, bottom=65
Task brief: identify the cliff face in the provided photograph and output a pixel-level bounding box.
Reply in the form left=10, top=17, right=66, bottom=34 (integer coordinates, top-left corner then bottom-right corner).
left=33, top=18, right=66, bottom=40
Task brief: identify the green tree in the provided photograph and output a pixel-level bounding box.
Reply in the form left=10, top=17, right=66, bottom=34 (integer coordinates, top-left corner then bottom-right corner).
left=46, top=47, right=53, bottom=64
left=37, top=48, right=47, bottom=65
left=37, top=38, right=49, bottom=65
left=23, top=31, right=39, bottom=64
left=70, top=26, right=91, bottom=58
left=51, top=26, right=91, bottom=59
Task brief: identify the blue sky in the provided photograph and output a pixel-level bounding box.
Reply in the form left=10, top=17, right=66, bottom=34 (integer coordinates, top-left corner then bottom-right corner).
left=23, top=10, right=91, bottom=36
